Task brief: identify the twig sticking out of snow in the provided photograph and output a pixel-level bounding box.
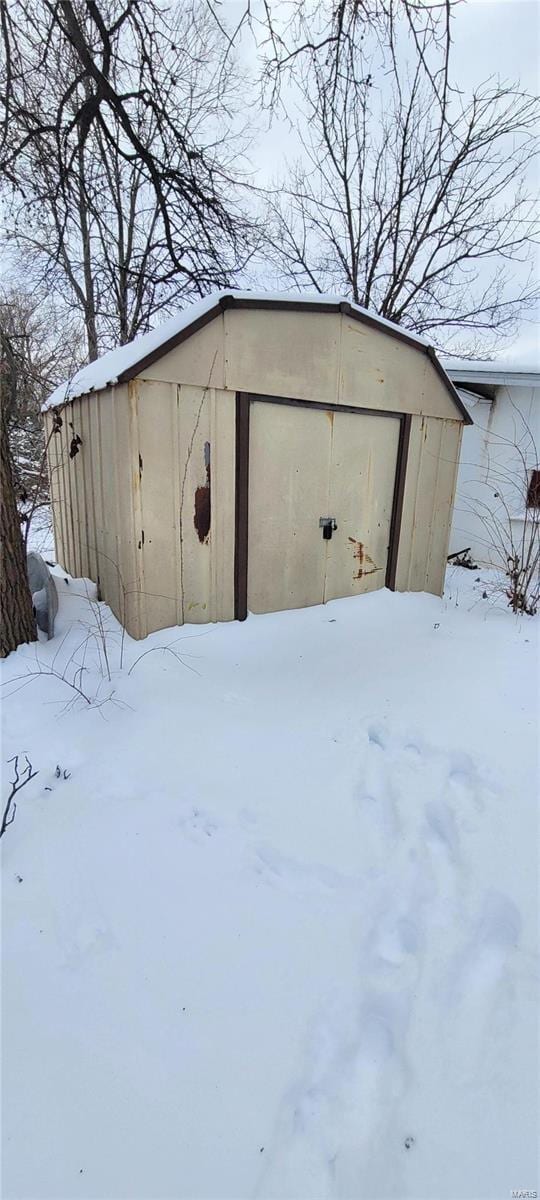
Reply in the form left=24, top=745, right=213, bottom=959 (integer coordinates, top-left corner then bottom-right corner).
left=1, top=754, right=38, bottom=838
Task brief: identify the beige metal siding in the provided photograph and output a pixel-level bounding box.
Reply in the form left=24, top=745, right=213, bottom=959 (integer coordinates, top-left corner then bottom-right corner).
left=57, top=405, right=77, bottom=576
left=141, top=308, right=460, bottom=424
left=70, top=397, right=90, bottom=581
left=140, top=314, right=225, bottom=388
left=424, top=420, right=463, bottom=595
left=87, top=392, right=108, bottom=602
left=47, top=379, right=236, bottom=638
left=395, top=416, right=462, bottom=594
left=339, top=319, right=452, bottom=419
left=45, top=307, right=465, bottom=638
left=85, top=388, right=127, bottom=623
left=208, top=387, right=236, bottom=623
left=248, top=402, right=331, bottom=614
left=129, top=380, right=236, bottom=637
left=132, top=379, right=180, bottom=636
left=248, top=403, right=400, bottom=614
left=44, top=411, right=66, bottom=570
left=114, top=384, right=142, bottom=632
left=77, top=398, right=98, bottom=584
left=226, top=310, right=342, bottom=405
left=324, top=410, right=400, bottom=600
left=46, top=384, right=142, bottom=635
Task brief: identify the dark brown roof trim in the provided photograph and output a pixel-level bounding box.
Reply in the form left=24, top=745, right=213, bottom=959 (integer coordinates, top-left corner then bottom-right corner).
left=247, top=392, right=404, bottom=420
left=339, top=300, right=423, bottom=352
left=228, top=296, right=346, bottom=316
left=118, top=293, right=472, bottom=424
left=119, top=299, right=226, bottom=383
left=425, top=346, right=472, bottom=424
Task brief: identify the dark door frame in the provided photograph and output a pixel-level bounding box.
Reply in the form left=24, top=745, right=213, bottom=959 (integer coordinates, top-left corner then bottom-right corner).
left=234, top=391, right=411, bottom=621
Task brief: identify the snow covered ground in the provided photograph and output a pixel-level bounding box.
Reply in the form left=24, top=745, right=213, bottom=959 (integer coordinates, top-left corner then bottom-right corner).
left=1, top=564, right=538, bottom=1200
left=24, top=505, right=55, bottom=560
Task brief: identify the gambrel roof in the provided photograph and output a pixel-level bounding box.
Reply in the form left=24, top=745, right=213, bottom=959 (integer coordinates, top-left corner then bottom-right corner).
left=44, top=291, right=472, bottom=422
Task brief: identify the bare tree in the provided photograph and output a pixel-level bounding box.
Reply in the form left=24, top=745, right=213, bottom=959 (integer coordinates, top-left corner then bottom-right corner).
left=263, top=33, right=539, bottom=354
left=1, top=0, right=252, bottom=360
left=1, top=328, right=37, bottom=657
left=207, top=0, right=456, bottom=112
left=0, top=287, right=82, bottom=500
left=0, top=0, right=255, bottom=653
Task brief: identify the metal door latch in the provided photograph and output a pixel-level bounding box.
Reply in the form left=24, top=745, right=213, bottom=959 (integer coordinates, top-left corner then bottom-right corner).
left=319, top=516, right=338, bottom=540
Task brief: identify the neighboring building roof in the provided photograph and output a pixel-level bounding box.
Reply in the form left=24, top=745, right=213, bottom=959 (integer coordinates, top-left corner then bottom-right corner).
left=451, top=386, right=493, bottom=408
left=43, top=290, right=471, bottom=423
left=444, top=360, right=540, bottom=388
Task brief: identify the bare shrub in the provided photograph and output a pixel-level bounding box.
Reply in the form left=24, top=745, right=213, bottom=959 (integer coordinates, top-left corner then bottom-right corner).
left=457, top=404, right=539, bottom=615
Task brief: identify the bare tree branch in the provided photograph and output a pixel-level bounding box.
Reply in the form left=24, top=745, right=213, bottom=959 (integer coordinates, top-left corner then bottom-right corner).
left=1, top=0, right=254, bottom=358
left=1, top=753, right=38, bottom=838
left=262, top=40, right=539, bottom=353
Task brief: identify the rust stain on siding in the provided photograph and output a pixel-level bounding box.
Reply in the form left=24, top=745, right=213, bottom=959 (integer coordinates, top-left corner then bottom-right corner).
left=348, top=536, right=382, bottom=579
left=326, top=410, right=334, bottom=426
left=194, top=441, right=211, bottom=544
left=133, top=453, right=143, bottom=492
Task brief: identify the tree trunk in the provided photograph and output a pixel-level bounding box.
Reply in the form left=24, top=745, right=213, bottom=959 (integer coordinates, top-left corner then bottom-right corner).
left=0, top=345, right=37, bottom=657
left=77, top=141, right=99, bottom=362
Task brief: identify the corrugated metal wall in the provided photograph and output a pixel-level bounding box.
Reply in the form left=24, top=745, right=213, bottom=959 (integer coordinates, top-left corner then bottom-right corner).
left=130, top=380, right=235, bottom=637
left=46, top=309, right=463, bottom=638
left=396, top=416, right=463, bottom=595
left=45, top=384, right=141, bottom=633
left=141, top=308, right=460, bottom=422
left=46, top=380, right=236, bottom=638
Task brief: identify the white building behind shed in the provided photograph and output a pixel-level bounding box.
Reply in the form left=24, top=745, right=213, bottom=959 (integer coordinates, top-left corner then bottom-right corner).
left=446, top=362, right=540, bottom=568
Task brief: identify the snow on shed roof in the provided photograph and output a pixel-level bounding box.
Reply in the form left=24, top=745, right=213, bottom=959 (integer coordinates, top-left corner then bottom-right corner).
left=43, top=290, right=470, bottom=422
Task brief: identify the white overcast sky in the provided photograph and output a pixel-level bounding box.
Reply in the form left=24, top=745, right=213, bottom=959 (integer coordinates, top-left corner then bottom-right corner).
left=238, top=0, right=540, bottom=365
left=416, top=0, right=540, bottom=363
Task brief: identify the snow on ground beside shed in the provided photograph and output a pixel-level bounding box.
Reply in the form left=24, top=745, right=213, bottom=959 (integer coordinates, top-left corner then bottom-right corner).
left=26, top=506, right=55, bottom=560
left=1, top=568, right=538, bottom=1200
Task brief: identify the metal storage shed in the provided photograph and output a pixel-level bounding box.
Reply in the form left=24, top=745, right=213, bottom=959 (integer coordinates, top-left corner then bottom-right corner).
left=43, top=291, right=471, bottom=639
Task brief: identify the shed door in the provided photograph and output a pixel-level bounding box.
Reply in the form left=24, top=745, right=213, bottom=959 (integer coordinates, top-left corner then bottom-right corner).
left=247, top=402, right=330, bottom=614
left=247, top=401, right=400, bottom=615
left=324, top=410, right=400, bottom=602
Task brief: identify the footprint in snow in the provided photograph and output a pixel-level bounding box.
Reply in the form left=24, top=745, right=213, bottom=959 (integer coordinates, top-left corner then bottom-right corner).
left=443, top=889, right=522, bottom=1076
left=373, top=912, right=422, bottom=967
left=451, top=890, right=522, bottom=999
left=424, top=797, right=461, bottom=863
left=367, top=725, right=387, bottom=750
left=63, top=922, right=116, bottom=971
left=258, top=988, right=409, bottom=1199
left=358, top=726, right=496, bottom=886
left=252, top=844, right=349, bottom=895
left=178, top=806, right=220, bottom=844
